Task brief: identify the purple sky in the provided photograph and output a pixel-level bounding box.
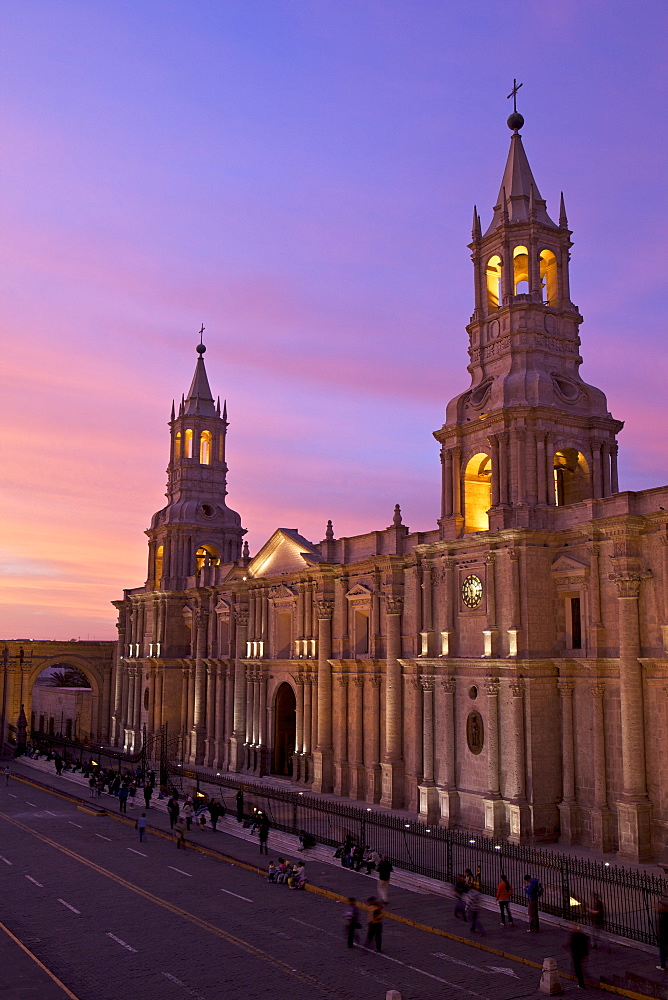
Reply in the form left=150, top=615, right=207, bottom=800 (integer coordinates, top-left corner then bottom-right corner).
left=1, top=1, right=667, bottom=639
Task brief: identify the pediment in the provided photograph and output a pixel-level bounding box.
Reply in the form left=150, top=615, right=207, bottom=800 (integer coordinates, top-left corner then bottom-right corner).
left=215, top=598, right=232, bottom=615
left=268, top=584, right=297, bottom=601
left=246, top=528, right=323, bottom=579
left=551, top=554, right=588, bottom=576
left=346, top=583, right=373, bottom=600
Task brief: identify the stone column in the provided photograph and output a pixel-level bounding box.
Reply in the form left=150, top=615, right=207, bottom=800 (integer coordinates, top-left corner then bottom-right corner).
left=312, top=600, right=334, bottom=792
left=179, top=666, right=189, bottom=739
left=147, top=668, right=156, bottom=733
left=590, top=681, right=613, bottom=852
left=349, top=676, right=365, bottom=799
left=483, top=551, right=498, bottom=657
left=418, top=677, right=438, bottom=821
left=258, top=668, right=268, bottom=774
left=602, top=442, right=611, bottom=497
left=224, top=664, right=234, bottom=767
left=442, top=448, right=453, bottom=518
left=610, top=443, right=619, bottom=493
left=333, top=675, right=349, bottom=796
left=111, top=621, right=126, bottom=745
left=438, top=676, right=458, bottom=826
left=498, top=432, right=509, bottom=506
left=365, top=675, right=381, bottom=803
left=507, top=548, right=522, bottom=656
left=611, top=569, right=652, bottom=860
left=536, top=432, right=547, bottom=505
left=592, top=442, right=602, bottom=500
left=133, top=667, right=142, bottom=732
left=214, top=664, right=226, bottom=767
left=381, top=596, right=405, bottom=808
left=244, top=670, right=253, bottom=746
left=440, top=556, right=455, bottom=656
left=189, top=610, right=208, bottom=763
left=253, top=670, right=261, bottom=749
left=587, top=538, right=605, bottom=655
left=507, top=679, right=530, bottom=842
left=483, top=677, right=503, bottom=836
left=119, top=665, right=130, bottom=748
left=154, top=668, right=163, bottom=732
left=489, top=435, right=500, bottom=507
left=557, top=679, right=579, bottom=845
left=204, top=664, right=216, bottom=766
left=229, top=607, right=249, bottom=772
left=294, top=674, right=305, bottom=783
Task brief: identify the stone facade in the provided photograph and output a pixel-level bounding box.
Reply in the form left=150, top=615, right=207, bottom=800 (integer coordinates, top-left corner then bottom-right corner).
left=110, top=116, right=668, bottom=863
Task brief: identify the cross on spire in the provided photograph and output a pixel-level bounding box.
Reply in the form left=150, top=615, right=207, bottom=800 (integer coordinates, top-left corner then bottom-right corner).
left=507, top=78, right=523, bottom=113
left=199, top=323, right=205, bottom=345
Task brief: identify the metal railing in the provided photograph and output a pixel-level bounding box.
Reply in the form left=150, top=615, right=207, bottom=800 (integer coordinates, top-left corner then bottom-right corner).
left=168, top=762, right=667, bottom=948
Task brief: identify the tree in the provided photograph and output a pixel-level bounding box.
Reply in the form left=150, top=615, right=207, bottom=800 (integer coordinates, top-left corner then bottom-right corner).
left=50, top=667, right=91, bottom=688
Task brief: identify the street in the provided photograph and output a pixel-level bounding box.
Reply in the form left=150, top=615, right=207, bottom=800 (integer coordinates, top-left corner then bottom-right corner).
left=0, top=777, right=600, bottom=999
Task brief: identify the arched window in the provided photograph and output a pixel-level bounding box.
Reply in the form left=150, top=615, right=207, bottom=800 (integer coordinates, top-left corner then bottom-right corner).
left=174, top=431, right=182, bottom=462
left=464, top=452, right=492, bottom=533
left=540, top=249, right=558, bottom=305
left=513, top=245, right=529, bottom=294
left=154, top=545, right=164, bottom=586
left=195, top=545, right=220, bottom=572
left=553, top=449, right=590, bottom=506
left=184, top=428, right=193, bottom=458
left=486, top=254, right=502, bottom=311
left=199, top=430, right=212, bottom=465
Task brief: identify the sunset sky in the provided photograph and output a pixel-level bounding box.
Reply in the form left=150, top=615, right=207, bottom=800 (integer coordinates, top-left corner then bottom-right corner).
left=2, top=1, right=667, bottom=641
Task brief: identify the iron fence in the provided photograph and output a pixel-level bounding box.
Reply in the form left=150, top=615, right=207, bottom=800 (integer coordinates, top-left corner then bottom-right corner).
left=169, top=762, right=667, bottom=948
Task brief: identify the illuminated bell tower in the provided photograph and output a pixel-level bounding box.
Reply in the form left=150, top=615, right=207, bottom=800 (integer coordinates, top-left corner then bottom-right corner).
left=146, top=338, right=246, bottom=589
left=435, top=101, right=623, bottom=538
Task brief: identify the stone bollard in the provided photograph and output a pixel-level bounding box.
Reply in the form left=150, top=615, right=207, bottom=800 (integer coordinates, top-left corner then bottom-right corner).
left=539, top=957, right=562, bottom=994
left=386, top=993, right=402, bottom=1000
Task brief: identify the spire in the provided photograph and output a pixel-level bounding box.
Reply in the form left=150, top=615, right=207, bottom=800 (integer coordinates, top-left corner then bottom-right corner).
left=184, top=333, right=216, bottom=417
left=559, top=191, right=568, bottom=228
left=471, top=205, right=481, bottom=241
left=170, top=400, right=175, bottom=422
left=392, top=503, right=403, bottom=526
left=484, top=110, right=557, bottom=236
left=325, top=519, right=334, bottom=541
left=216, top=396, right=220, bottom=417
left=222, top=400, right=228, bottom=423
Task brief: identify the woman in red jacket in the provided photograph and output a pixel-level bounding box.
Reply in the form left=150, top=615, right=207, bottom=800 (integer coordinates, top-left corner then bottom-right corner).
left=495, top=874, right=514, bottom=926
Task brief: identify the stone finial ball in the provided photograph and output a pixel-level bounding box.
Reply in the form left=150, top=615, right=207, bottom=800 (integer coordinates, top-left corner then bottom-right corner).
left=507, top=111, right=524, bottom=131
left=196, top=342, right=206, bottom=354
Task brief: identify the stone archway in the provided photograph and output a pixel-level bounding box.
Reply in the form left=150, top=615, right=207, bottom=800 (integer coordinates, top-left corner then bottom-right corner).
left=272, top=682, right=296, bottom=777
left=24, top=653, right=111, bottom=743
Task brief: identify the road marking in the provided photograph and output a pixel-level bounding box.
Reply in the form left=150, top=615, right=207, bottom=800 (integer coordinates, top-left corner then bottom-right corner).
left=127, top=848, right=147, bottom=857
left=220, top=887, right=253, bottom=902
left=95, top=834, right=112, bottom=841
left=58, top=898, right=81, bottom=914
left=433, top=951, right=484, bottom=974
left=26, top=801, right=37, bottom=807
left=168, top=866, right=192, bottom=877
left=106, top=932, right=137, bottom=953
left=370, top=949, right=486, bottom=997
left=44, top=809, right=57, bottom=817
left=24, top=875, right=43, bottom=887
left=69, top=822, right=83, bottom=829
left=0, top=855, right=12, bottom=865
left=489, top=966, right=520, bottom=978
left=8, top=793, right=17, bottom=798
left=0, top=917, right=82, bottom=1000
left=162, top=972, right=206, bottom=999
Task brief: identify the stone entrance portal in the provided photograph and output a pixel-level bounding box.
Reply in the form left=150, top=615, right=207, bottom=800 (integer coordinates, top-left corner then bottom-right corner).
left=272, top=682, right=296, bottom=777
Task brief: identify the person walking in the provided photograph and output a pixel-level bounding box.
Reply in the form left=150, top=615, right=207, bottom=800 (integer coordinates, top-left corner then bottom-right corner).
left=143, top=783, right=153, bottom=810
left=167, top=795, right=179, bottom=830
left=588, top=895, right=605, bottom=949
left=175, top=815, right=187, bottom=849
left=496, top=874, right=514, bottom=926
left=183, top=797, right=194, bottom=831
left=235, top=789, right=244, bottom=823
left=523, top=873, right=542, bottom=932
left=136, top=812, right=147, bottom=843
left=118, top=783, right=129, bottom=813
left=3, top=765, right=10, bottom=785
left=344, top=898, right=361, bottom=949
left=258, top=816, right=270, bottom=855
left=454, top=874, right=469, bottom=922
left=376, top=856, right=393, bottom=904
left=366, top=898, right=384, bottom=953
left=657, top=895, right=668, bottom=971
left=569, top=924, right=589, bottom=989
left=465, top=886, right=485, bottom=935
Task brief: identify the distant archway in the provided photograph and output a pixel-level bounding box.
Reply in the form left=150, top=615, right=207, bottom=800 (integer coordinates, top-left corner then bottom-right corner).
left=272, top=682, right=296, bottom=777
left=553, top=449, right=590, bottom=506
left=26, top=656, right=104, bottom=743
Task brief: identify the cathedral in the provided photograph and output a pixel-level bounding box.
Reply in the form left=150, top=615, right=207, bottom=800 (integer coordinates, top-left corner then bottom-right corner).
left=111, top=109, right=668, bottom=864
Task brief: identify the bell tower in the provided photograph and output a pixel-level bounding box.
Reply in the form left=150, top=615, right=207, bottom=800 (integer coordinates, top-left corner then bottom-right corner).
left=435, top=100, right=623, bottom=538
left=146, top=335, right=246, bottom=589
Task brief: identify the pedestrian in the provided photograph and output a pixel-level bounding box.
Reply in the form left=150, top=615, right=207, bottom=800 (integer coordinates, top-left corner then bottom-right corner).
left=569, top=924, right=589, bottom=989
left=54, top=753, right=63, bottom=776
left=199, top=813, right=207, bottom=832
left=175, top=815, right=187, bottom=849
left=366, top=897, right=384, bottom=952
left=167, top=795, right=179, bottom=830
left=523, top=873, right=542, bottom=932
left=143, top=783, right=153, bottom=809
left=3, top=765, right=10, bottom=785
left=235, top=789, right=244, bottom=823
left=496, top=874, right=514, bottom=926
left=465, top=886, right=485, bottom=935
left=454, top=873, right=469, bottom=922
left=657, top=895, right=668, bottom=971
left=344, top=898, right=361, bottom=949
left=376, top=855, right=393, bottom=904
left=587, top=895, right=604, bottom=949
left=258, top=816, right=269, bottom=855
left=128, top=781, right=137, bottom=809
left=118, top=784, right=129, bottom=813
left=136, top=812, right=147, bottom=843
left=183, top=797, right=194, bottom=831
left=89, top=774, right=96, bottom=797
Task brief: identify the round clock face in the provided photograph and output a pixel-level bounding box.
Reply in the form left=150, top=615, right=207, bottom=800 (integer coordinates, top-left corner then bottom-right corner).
left=461, top=574, right=483, bottom=609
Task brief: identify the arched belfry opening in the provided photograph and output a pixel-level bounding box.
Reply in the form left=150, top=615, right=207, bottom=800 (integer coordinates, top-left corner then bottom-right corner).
left=540, top=249, right=558, bottom=305
left=272, top=682, right=296, bottom=777
left=513, top=245, right=529, bottom=294
left=464, top=452, right=492, bottom=533
left=553, top=449, right=590, bottom=506
left=486, top=254, right=502, bottom=311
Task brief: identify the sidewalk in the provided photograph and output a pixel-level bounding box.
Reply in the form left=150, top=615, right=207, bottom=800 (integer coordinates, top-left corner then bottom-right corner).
left=9, top=755, right=668, bottom=1000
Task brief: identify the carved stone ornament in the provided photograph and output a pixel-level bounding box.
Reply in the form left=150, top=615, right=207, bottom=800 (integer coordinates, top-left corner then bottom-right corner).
left=466, top=711, right=484, bottom=755
left=384, top=595, right=404, bottom=616
left=315, top=600, right=335, bottom=620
